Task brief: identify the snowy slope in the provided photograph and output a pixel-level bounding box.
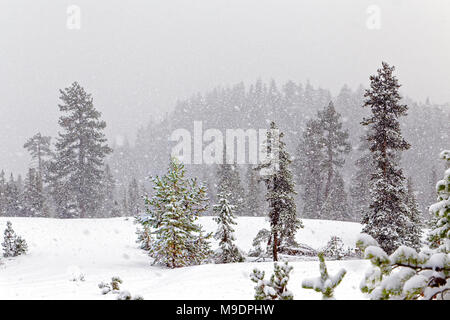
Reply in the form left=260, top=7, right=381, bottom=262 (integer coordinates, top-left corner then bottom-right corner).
left=0, top=217, right=367, bottom=300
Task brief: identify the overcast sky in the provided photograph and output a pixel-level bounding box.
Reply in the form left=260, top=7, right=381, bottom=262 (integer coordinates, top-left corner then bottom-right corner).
left=1, top=0, right=449, bottom=175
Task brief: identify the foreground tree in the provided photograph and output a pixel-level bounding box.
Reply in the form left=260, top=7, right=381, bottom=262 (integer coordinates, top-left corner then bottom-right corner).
left=257, top=122, right=302, bottom=261
left=361, top=62, right=414, bottom=254
left=357, top=232, right=448, bottom=300
left=138, top=158, right=211, bottom=268
left=213, top=192, right=244, bottom=263
left=250, top=262, right=294, bottom=300
left=48, top=82, right=112, bottom=218
left=427, top=150, right=449, bottom=253
left=302, top=252, right=347, bottom=299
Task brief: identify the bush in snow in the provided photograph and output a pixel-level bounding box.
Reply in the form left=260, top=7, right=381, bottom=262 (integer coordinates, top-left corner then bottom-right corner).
left=99, top=276, right=123, bottom=294
left=99, top=276, right=143, bottom=300
left=356, top=233, right=449, bottom=300
left=427, top=150, right=449, bottom=254
left=301, top=252, right=347, bottom=300
left=2, top=221, right=28, bottom=258
left=213, top=192, right=244, bottom=263
left=250, top=262, right=293, bottom=300
left=322, top=236, right=347, bottom=260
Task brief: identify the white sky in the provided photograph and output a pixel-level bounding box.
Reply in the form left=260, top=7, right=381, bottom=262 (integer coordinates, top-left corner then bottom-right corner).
left=1, top=0, right=449, bottom=174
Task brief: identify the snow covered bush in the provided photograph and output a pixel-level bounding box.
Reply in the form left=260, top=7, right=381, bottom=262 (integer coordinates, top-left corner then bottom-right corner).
left=322, top=236, right=347, bottom=260
left=427, top=150, right=449, bottom=253
left=213, top=192, right=245, bottom=263
left=356, top=233, right=449, bottom=300
left=99, top=276, right=123, bottom=294
left=137, top=157, right=212, bottom=268
left=99, top=277, right=143, bottom=300
left=2, top=221, right=28, bottom=258
left=301, top=252, right=347, bottom=299
left=250, top=262, right=293, bottom=300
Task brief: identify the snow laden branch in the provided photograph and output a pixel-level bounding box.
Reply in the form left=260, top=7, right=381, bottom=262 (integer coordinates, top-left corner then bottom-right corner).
left=301, top=252, right=347, bottom=300
left=356, top=233, right=449, bottom=300
left=250, top=262, right=294, bottom=300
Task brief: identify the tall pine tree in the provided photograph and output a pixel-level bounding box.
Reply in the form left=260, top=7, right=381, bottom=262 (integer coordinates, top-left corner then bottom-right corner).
left=257, top=121, right=302, bottom=261
left=48, top=82, right=112, bottom=218
left=361, top=62, right=413, bottom=254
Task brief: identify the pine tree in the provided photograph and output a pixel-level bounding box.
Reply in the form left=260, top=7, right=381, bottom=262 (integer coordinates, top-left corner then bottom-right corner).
left=256, top=121, right=302, bottom=261
left=295, top=119, right=325, bottom=219
left=317, top=101, right=351, bottom=204
left=302, top=252, right=347, bottom=299
left=2, top=221, right=27, bottom=257
left=427, top=150, right=449, bottom=253
left=23, top=133, right=52, bottom=179
left=213, top=192, right=244, bottom=263
left=361, top=62, right=412, bottom=254
left=48, top=82, right=112, bottom=218
left=139, top=158, right=212, bottom=268
left=244, top=165, right=264, bottom=217
left=405, top=177, right=423, bottom=251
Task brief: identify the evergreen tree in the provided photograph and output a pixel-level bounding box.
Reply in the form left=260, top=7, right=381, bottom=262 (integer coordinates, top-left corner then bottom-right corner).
left=139, top=158, right=212, bottom=268
left=48, top=82, right=112, bottom=218
left=405, top=177, right=423, bottom=251
left=317, top=101, right=351, bottom=204
left=244, top=165, right=264, bottom=217
left=256, top=121, right=302, bottom=261
left=2, top=221, right=28, bottom=257
left=23, top=133, right=52, bottom=179
left=295, top=119, right=325, bottom=219
left=213, top=192, right=244, bottom=263
left=361, top=62, right=412, bottom=254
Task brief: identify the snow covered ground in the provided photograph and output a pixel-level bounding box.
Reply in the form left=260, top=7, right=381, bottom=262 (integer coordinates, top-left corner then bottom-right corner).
left=0, top=217, right=369, bottom=300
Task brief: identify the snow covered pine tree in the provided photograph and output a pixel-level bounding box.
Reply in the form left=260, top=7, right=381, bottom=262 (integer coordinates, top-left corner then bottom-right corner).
left=256, top=121, right=302, bottom=261
left=361, top=62, right=419, bottom=254
left=2, top=221, right=28, bottom=257
left=213, top=192, right=244, bottom=263
left=138, top=158, right=212, bottom=268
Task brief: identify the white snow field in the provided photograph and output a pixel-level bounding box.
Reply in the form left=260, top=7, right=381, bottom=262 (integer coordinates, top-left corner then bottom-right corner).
left=0, top=217, right=369, bottom=300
